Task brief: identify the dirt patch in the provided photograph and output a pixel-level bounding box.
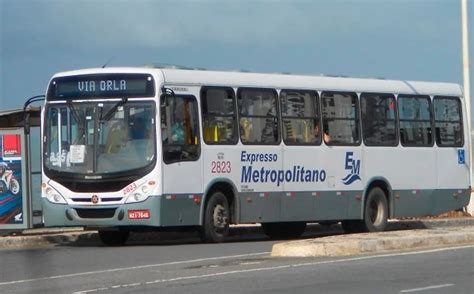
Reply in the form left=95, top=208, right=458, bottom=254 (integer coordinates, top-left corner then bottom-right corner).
left=399, top=210, right=472, bottom=220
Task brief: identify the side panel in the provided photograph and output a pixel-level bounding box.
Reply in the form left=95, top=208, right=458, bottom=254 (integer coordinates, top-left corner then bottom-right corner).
left=390, top=147, right=437, bottom=217
left=281, top=146, right=364, bottom=221
left=236, top=145, right=283, bottom=223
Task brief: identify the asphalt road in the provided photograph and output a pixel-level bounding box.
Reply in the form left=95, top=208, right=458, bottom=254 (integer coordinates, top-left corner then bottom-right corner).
left=0, top=229, right=473, bottom=294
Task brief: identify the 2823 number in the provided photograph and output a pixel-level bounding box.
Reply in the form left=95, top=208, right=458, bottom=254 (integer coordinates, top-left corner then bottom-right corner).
left=211, top=161, right=231, bottom=174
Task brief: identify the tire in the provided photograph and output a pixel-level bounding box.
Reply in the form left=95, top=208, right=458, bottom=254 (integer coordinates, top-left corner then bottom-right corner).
left=98, top=230, right=130, bottom=246
left=342, top=187, right=388, bottom=233
left=261, top=222, right=307, bottom=240
left=201, top=192, right=230, bottom=243
left=363, top=187, right=388, bottom=232
left=9, top=178, right=20, bottom=195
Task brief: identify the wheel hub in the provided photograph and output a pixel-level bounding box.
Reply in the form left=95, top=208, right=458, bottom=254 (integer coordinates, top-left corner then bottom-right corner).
left=212, top=204, right=228, bottom=230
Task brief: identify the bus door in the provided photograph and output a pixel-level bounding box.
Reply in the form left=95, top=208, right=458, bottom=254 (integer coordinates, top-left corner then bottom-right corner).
left=160, top=94, right=203, bottom=226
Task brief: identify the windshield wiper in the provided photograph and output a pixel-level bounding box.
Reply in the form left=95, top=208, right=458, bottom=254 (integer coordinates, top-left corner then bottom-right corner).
left=101, top=97, right=128, bottom=121
left=67, top=100, right=83, bottom=124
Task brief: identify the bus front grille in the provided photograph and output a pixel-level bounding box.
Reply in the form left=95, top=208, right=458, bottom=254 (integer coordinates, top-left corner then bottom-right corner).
left=75, top=208, right=117, bottom=219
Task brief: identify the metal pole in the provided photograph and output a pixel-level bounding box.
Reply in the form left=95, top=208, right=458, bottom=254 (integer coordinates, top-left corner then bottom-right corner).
left=461, top=0, right=473, bottom=214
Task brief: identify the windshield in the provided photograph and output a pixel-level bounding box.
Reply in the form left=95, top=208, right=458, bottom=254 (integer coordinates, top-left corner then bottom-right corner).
left=44, top=101, right=156, bottom=175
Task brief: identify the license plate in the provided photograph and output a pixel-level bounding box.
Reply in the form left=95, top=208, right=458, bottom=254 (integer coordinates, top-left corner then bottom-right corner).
left=128, top=210, right=150, bottom=219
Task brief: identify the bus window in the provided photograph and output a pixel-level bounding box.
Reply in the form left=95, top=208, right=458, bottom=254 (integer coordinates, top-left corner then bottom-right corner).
left=280, top=90, right=320, bottom=145
left=46, top=107, right=60, bottom=159
left=161, top=95, right=200, bottom=163
left=434, top=96, right=463, bottom=147
left=201, top=87, right=238, bottom=145
left=398, top=95, right=433, bottom=146
left=321, top=91, right=360, bottom=145
left=237, top=88, right=279, bottom=144
left=361, top=93, right=398, bottom=146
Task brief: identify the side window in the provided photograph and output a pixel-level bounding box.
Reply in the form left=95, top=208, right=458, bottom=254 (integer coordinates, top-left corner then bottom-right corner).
left=201, top=87, right=237, bottom=145
left=434, top=96, right=463, bottom=147
left=280, top=90, right=320, bottom=145
left=398, top=95, right=433, bottom=146
left=321, top=92, right=360, bottom=145
left=161, top=95, right=200, bottom=163
left=238, top=88, right=279, bottom=144
left=361, top=93, right=398, bottom=146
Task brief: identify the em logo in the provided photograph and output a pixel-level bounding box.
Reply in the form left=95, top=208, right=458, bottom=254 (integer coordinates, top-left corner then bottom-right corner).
left=342, top=151, right=361, bottom=185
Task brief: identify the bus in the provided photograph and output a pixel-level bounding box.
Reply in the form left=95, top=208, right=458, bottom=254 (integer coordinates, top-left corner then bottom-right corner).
left=41, top=67, right=471, bottom=245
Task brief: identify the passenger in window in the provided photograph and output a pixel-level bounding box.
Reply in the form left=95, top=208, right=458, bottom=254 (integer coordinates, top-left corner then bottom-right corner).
left=313, top=122, right=322, bottom=143
left=171, top=121, right=185, bottom=143
left=321, top=123, right=331, bottom=143
left=324, top=130, right=331, bottom=144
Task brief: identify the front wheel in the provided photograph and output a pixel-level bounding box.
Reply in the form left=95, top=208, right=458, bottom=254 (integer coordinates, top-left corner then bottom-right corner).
left=98, top=230, right=130, bottom=246
left=201, top=192, right=230, bottom=243
left=9, top=178, right=20, bottom=195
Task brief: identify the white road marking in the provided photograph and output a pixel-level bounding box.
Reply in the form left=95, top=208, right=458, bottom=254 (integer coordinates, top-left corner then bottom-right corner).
left=239, top=261, right=262, bottom=265
left=0, top=252, right=269, bottom=286
left=73, top=245, right=474, bottom=294
left=400, top=283, right=455, bottom=293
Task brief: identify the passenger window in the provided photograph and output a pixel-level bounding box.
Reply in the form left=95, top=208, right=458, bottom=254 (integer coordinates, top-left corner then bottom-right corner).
left=161, top=95, right=200, bottom=163
left=434, top=96, right=463, bottom=147
left=398, top=95, right=433, bottom=146
left=321, top=92, right=360, bottom=145
left=238, top=88, right=279, bottom=144
left=361, top=93, right=398, bottom=146
left=201, top=87, right=238, bottom=145
left=280, top=90, right=320, bottom=145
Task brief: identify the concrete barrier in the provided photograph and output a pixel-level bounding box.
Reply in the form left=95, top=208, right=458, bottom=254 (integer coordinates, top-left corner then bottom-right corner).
left=271, top=226, right=474, bottom=257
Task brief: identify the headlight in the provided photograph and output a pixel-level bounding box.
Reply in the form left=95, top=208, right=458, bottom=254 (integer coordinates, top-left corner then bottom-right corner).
left=125, top=180, right=156, bottom=203
left=126, top=192, right=148, bottom=203
left=44, top=185, right=67, bottom=204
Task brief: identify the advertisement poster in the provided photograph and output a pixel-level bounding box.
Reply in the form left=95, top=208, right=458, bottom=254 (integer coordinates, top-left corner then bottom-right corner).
left=0, top=134, right=24, bottom=225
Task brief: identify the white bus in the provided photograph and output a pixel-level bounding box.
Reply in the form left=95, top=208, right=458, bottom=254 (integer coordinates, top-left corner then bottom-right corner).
left=41, top=67, right=471, bottom=245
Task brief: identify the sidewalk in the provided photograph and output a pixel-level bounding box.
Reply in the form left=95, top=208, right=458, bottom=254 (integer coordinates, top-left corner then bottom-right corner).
left=0, top=218, right=473, bottom=250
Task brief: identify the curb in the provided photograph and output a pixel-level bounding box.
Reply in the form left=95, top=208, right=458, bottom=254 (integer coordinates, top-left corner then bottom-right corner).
left=0, top=218, right=473, bottom=249
left=271, top=226, right=474, bottom=257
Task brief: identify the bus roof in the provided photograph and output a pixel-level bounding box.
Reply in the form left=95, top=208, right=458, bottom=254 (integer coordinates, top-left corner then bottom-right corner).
left=51, top=67, right=464, bottom=97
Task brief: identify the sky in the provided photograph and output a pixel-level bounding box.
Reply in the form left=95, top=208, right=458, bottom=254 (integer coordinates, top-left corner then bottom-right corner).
left=1, top=0, right=473, bottom=119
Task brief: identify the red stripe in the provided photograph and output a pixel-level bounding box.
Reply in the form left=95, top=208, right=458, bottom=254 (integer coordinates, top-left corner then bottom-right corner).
left=0, top=195, right=16, bottom=205
left=0, top=207, right=21, bottom=224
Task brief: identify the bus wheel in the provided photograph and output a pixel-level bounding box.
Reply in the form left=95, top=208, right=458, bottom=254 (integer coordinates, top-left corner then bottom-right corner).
left=261, top=222, right=306, bottom=240
left=201, top=192, right=230, bottom=243
left=343, top=187, right=388, bottom=233
left=98, top=230, right=129, bottom=246
left=363, top=187, right=388, bottom=232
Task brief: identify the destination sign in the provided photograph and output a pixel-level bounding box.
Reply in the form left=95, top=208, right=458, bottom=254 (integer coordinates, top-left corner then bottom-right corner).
left=47, top=73, right=155, bottom=100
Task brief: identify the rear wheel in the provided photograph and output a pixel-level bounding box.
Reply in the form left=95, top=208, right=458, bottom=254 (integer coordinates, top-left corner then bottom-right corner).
left=98, top=230, right=129, bottom=246
left=261, top=222, right=306, bottom=240
left=201, top=192, right=230, bottom=243
left=342, top=187, right=388, bottom=233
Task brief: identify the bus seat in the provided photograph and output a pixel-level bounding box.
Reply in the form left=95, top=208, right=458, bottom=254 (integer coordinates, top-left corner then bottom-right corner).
left=204, top=125, right=219, bottom=142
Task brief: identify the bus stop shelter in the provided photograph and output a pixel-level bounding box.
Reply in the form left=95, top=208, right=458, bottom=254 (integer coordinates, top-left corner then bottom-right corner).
left=0, top=107, right=42, bottom=230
